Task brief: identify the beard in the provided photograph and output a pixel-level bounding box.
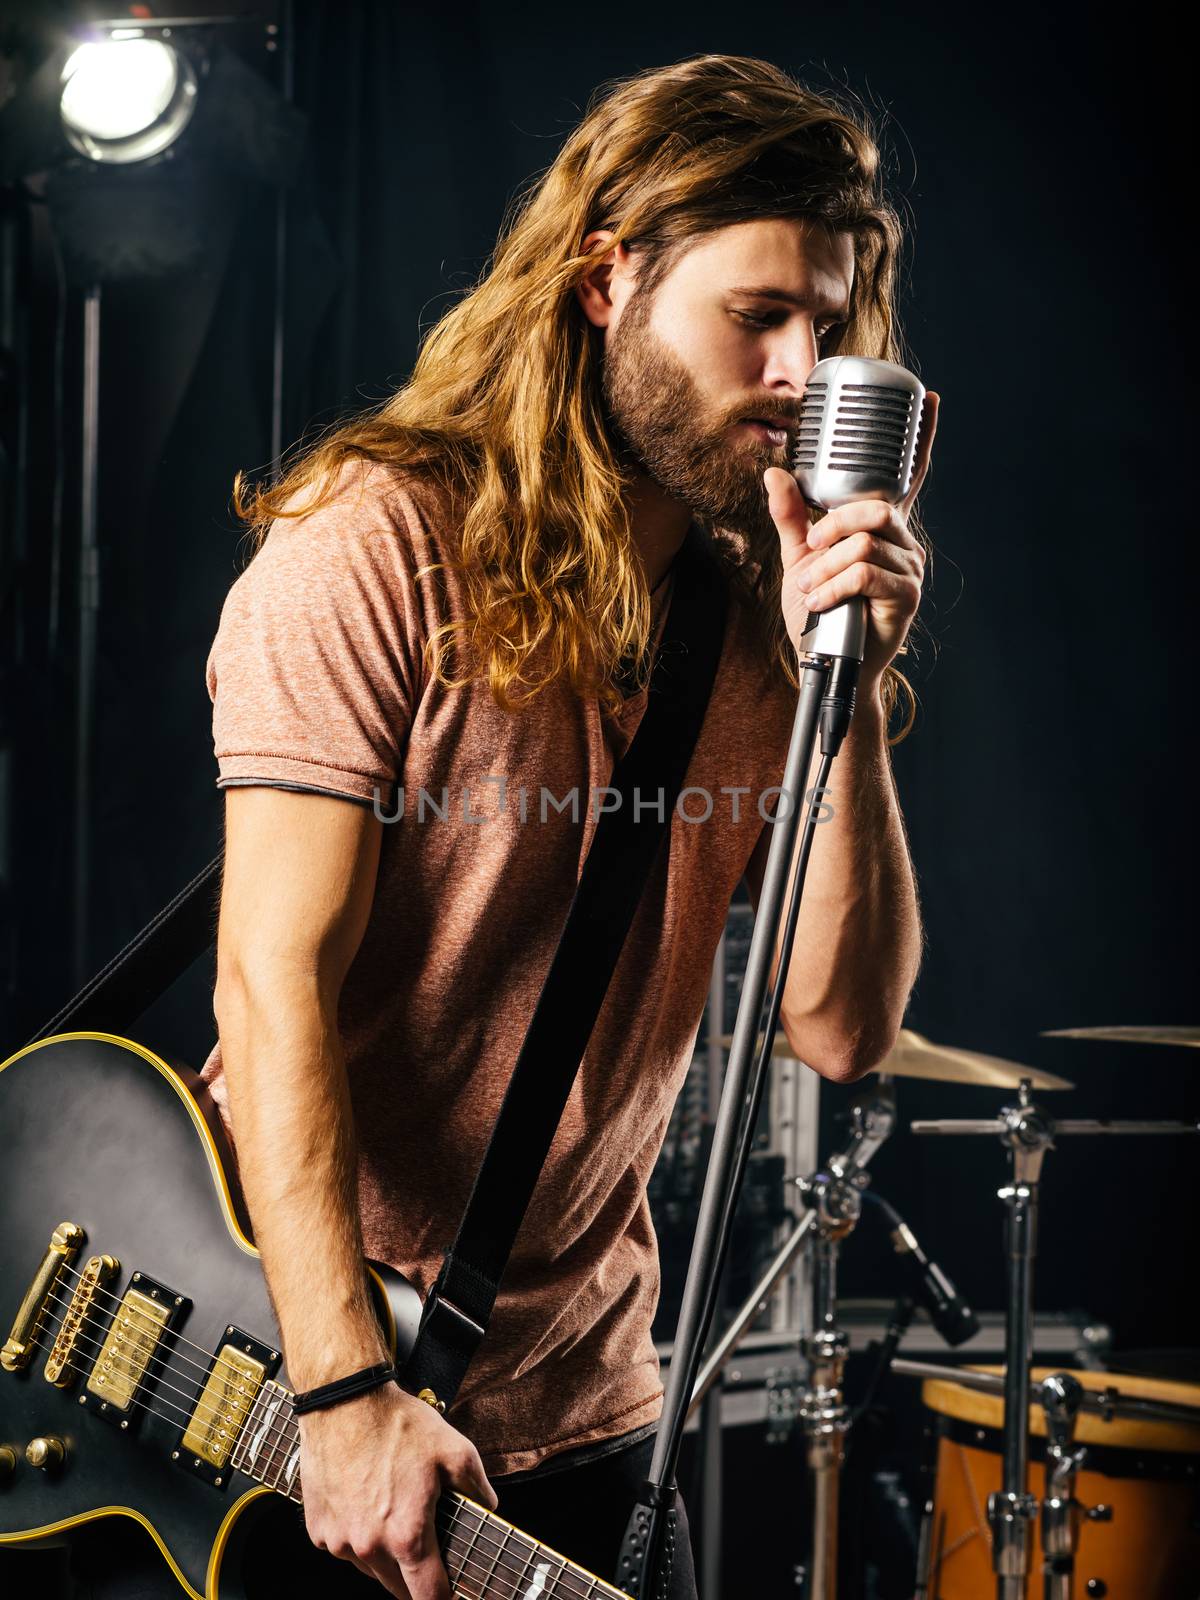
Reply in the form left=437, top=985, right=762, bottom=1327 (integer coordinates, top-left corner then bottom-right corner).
left=600, top=293, right=797, bottom=546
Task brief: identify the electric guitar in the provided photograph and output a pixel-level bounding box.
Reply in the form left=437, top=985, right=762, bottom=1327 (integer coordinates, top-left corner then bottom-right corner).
left=0, top=1032, right=632, bottom=1598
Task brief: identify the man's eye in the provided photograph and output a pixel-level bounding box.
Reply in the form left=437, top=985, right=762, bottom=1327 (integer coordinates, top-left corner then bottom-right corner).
left=732, top=309, right=844, bottom=340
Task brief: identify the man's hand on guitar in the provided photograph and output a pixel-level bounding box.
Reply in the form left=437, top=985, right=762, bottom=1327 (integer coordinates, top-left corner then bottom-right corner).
left=299, top=1383, right=498, bottom=1599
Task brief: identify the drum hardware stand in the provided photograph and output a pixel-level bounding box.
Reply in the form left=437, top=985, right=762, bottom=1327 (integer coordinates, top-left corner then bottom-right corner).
left=793, top=1082, right=898, bottom=1600
left=1040, top=1371, right=1114, bottom=1600
left=911, top=1081, right=1198, bottom=1600
left=794, top=1167, right=861, bottom=1600
left=693, top=1076, right=896, bottom=1600
left=889, top=1356, right=1200, bottom=1432
left=687, top=1074, right=897, bottom=1415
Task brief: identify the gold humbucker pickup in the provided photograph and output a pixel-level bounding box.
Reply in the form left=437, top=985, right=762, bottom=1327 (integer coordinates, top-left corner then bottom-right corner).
left=85, top=1277, right=178, bottom=1413
left=180, top=1343, right=267, bottom=1472
left=44, top=1253, right=119, bottom=1387
left=174, top=1326, right=280, bottom=1488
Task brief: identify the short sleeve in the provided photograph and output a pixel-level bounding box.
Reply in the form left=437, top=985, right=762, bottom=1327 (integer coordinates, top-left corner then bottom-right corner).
left=206, top=466, right=425, bottom=807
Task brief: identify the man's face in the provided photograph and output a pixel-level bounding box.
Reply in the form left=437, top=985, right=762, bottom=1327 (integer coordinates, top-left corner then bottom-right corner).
left=601, top=218, right=855, bottom=540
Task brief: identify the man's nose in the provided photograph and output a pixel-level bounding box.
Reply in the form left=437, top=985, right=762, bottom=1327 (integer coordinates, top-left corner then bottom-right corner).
left=761, top=325, right=821, bottom=394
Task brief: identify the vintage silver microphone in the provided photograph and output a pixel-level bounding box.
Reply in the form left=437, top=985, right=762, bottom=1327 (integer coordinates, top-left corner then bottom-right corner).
left=792, top=355, right=926, bottom=751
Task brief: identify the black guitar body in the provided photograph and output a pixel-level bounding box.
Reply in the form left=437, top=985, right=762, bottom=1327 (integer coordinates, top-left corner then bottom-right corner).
left=0, top=1033, right=424, bottom=1599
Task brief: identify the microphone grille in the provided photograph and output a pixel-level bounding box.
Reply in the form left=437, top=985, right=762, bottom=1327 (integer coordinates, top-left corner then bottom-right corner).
left=792, top=380, right=828, bottom=472
left=792, top=356, right=926, bottom=510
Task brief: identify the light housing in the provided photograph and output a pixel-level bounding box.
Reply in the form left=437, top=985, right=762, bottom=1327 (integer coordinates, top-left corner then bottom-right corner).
left=60, top=33, right=198, bottom=165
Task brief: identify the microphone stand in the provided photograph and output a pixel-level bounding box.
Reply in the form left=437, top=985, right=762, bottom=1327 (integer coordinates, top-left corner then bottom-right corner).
left=617, top=597, right=868, bottom=1599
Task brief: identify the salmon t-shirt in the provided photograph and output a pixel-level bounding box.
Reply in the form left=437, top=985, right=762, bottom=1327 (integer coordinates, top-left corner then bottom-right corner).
left=200, top=461, right=797, bottom=1475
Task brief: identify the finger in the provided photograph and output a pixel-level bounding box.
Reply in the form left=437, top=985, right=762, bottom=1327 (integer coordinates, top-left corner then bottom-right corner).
left=390, top=1513, right=452, bottom=1600
left=450, top=1445, right=499, bottom=1513
left=808, top=500, right=917, bottom=554
left=763, top=466, right=812, bottom=568
left=357, top=1554, right=409, bottom=1598
left=363, top=1557, right=414, bottom=1600
left=901, top=390, right=939, bottom=515
left=395, top=1551, right=452, bottom=1600
left=805, top=562, right=921, bottom=615
left=462, top=1472, right=499, bottom=1514
left=795, top=530, right=917, bottom=596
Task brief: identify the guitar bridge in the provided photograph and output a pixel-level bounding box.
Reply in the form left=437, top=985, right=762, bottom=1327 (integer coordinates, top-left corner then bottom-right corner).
left=44, top=1253, right=120, bottom=1388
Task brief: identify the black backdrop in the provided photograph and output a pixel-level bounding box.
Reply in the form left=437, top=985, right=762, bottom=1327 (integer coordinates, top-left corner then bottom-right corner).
left=3, top=0, right=1195, bottom=1366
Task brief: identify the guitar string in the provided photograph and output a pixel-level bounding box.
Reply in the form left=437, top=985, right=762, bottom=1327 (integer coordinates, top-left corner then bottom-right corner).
left=439, top=1528, right=614, bottom=1600
left=21, top=1325, right=297, bottom=1490
left=25, top=1314, right=277, bottom=1463
left=22, top=1307, right=622, bottom=1600
left=32, top=1293, right=348, bottom=1499
left=36, top=1281, right=336, bottom=1471
left=49, top=1258, right=288, bottom=1391
left=23, top=1322, right=311, bottom=1511
left=22, top=1328, right=611, bottom=1600
left=436, top=1530, right=606, bottom=1600
left=38, top=1276, right=390, bottom=1473
left=33, top=1288, right=386, bottom=1480
left=436, top=1516, right=614, bottom=1600
left=26, top=1295, right=314, bottom=1490
left=34, top=1277, right=507, bottom=1511
left=21, top=1323, right=619, bottom=1600
left=40, top=1262, right=483, bottom=1502
left=39, top=1255, right=575, bottom=1536
left=42, top=1265, right=309, bottom=1436
left=33, top=1287, right=283, bottom=1442
left=437, top=1502, right=608, bottom=1593
left=437, top=1496, right=627, bottom=1600
left=28, top=1305, right=312, bottom=1505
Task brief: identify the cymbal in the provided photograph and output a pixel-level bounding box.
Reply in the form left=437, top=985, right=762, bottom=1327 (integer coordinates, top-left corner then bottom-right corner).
left=1041, top=1025, right=1200, bottom=1048
left=717, top=1027, right=1073, bottom=1090
left=876, top=1029, right=1073, bottom=1090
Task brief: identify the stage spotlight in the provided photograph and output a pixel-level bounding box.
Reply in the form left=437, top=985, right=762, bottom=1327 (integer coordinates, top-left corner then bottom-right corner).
left=59, top=35, right=198, bottom=165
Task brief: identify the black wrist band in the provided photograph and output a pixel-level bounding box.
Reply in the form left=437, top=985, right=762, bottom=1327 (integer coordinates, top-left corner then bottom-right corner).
left=292, top=1360, right=398, bottom=1416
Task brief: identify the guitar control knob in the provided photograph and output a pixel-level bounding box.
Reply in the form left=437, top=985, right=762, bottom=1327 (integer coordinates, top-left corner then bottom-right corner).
left=0, top=1445, right=17, bottom=1481
left=25, top=1437, right=65, bottom=1471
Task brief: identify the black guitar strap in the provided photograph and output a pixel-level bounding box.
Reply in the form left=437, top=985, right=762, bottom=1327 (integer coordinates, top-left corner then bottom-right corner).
left=401, top=527, right=727, bottom=1409
left=27, top=852, right=224, bottom=1045
left=28, top=527, right=728, bottom=1420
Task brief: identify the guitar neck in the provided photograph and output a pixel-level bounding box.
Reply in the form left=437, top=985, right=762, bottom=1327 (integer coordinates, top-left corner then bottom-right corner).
left=234, top=1381, right=629, bottom=1599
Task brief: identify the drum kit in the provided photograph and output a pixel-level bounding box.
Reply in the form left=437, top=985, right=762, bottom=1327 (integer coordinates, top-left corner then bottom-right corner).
left=702, top=1024, right=1200, bottom=1600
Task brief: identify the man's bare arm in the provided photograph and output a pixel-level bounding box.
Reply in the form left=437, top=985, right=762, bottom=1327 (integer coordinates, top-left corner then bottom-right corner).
left=214, top=787, right=391, bottom=1385
left=213, top=787, right=494, bottom=1600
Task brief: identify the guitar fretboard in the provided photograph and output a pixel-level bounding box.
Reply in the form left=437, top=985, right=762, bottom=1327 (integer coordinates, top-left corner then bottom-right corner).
left=233, top=1381, right=630, bottom=1598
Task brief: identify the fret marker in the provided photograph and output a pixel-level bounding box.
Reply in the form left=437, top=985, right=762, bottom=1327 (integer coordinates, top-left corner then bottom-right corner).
left=522, top=1563, right=552, bottom=1599
left=248, top=1392, right=283, bottom=1468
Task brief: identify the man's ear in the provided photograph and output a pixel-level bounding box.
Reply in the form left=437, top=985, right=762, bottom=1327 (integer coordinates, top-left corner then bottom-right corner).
left=576, top=229, right=629, bottom=330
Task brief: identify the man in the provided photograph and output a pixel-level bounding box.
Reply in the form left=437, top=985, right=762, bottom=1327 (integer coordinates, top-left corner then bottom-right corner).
left=197, top=53, right=935, bottom=1600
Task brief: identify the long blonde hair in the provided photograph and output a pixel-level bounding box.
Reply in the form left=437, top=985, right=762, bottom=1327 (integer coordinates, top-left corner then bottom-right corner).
left=236, top=54, right=922, bottom=729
